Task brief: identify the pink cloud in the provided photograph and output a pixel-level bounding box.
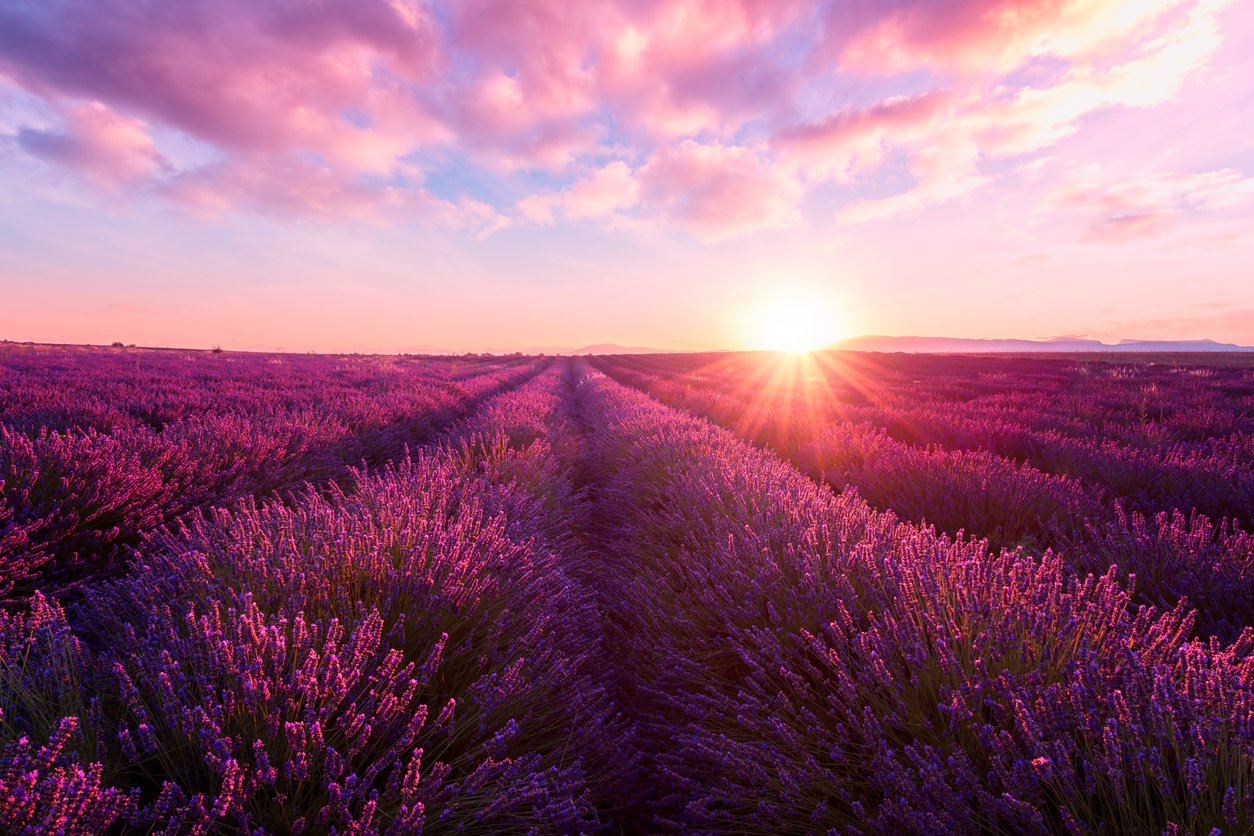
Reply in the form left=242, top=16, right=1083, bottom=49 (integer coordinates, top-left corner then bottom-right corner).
left=442, top=0, right=806, bottom=155
left=774, top=91, right=952, bottom=177
left=162, top=157, right=389, bottom=219
left=437, top=2, right=606, bottom=169
left=838, top=170, right=990, bottom=223
left=161, top=155, right=509, bottom=238
left=0, top=0, right=442, bottom=154
left=563, top=161, right=640, bottom=219
left=965, top=1, right=1227, bottom=159
left=826, top=0, right=1190, bottom=74
left=517, top=146, right=802, bottom=242
left=17, top=101, right=163, bottom=188
left=594, top=0, right=808, bottom=137
left=1048, top=166, right=1254, bottom=241
left=637, top=141, right=801, bottom=240
left=1085, top=211, right=1169, bottom=241
left=795, top=0, right=1234, bottom=222
left=518, top=161, right=639, bottom=224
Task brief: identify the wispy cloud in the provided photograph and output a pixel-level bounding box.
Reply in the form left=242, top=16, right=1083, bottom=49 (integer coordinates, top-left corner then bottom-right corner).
left=1048, top=166, right=1254, bottom=241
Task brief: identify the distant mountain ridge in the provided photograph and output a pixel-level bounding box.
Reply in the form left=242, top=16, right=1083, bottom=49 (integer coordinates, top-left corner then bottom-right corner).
left=833, top=335, right=1254, bottom=353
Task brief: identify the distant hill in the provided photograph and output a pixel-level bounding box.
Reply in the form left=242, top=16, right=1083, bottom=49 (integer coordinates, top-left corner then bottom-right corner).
left=832, top=335, right=1254, bottom=353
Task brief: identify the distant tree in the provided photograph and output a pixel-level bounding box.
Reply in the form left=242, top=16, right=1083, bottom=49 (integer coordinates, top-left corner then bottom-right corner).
left=211, top=345, right=224, bottom=354
left=111, top=341, right=125, bottom=347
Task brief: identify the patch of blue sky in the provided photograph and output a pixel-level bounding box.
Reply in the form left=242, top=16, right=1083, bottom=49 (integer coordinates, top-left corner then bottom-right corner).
left=413, top=149, right=566, bottom=207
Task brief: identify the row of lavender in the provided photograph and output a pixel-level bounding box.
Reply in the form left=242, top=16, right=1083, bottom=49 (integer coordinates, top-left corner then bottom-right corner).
left=1, top=362, right=633, bottom=832
left=825, top=356, right=1254, bottom=527
left=594, top=352, right=1254, bottom=522
left=0, top=346, right=525, bottom=435
left=592, top=353, right=1254, bottom=639
left=573, top=362, right=1252, bottom=833
left=0, top=346, right=542, bottom=599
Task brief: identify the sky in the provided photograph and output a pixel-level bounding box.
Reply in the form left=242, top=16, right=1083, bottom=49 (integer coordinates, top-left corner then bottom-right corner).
left=1, top=0, right=1253, bottom=353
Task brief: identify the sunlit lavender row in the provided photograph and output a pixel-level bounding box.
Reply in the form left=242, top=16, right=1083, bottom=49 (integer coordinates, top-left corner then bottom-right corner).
left=2, top=345, right=1252, bottom=833
left=594, top=352, right=1254, bottom=640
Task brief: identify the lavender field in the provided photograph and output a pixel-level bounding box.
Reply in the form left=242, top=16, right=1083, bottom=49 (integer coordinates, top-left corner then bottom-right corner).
left=2, top=344, right=1254, bottom=834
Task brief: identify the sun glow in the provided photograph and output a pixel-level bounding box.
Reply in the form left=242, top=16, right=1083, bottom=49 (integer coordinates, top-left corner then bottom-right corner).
left=752, top=292, right=844, bottom=353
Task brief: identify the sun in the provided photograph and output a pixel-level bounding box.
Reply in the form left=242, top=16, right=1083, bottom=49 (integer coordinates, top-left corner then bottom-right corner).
left=752, top=293, right=843, bottom=353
